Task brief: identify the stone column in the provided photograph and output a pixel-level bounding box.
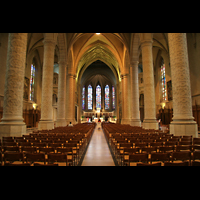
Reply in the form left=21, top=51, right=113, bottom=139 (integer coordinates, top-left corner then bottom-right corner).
left=130, top=61, right=141, bottom=127
left=0, top=33, right=27, bottom=138
left=66, top=73, right=76, bottom=125
left=141, top=39, right=158, bottom=130
left=116, top=83, right=120, bottom=123
left=56, top=60, right=66, bottom=127
left=65, top=72, right=70, bottom=123
left=38, top=39, right=55, bottom=130
left=168, top=33, right=198, bottom=137
left=78, top=83, right=82, bottom=123
left=121, top=74, right=130, bottom=124
left=72, top=74, right=76, bottom=123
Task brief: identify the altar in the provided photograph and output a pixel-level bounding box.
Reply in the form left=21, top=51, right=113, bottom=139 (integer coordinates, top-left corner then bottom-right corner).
left=94, top=117, right=104, bottom=123
left=94, top=118, right=98, bottom=123
left=81, top=110, right=116, bottom=123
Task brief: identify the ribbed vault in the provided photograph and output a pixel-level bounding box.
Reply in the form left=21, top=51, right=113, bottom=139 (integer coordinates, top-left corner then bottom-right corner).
left=81, top=60, right=116, bottom=86
left=76, top=42, right=120, bottom=83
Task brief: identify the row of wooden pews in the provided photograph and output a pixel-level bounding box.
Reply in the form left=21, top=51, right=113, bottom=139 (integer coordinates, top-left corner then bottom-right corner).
left=102, top=122, right=200, bottom=166
left=0, top=123, right=96, bottom=166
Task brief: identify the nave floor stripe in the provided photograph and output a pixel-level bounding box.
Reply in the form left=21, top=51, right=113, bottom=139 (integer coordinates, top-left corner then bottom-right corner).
left=81, top=123, right=115, bottom=166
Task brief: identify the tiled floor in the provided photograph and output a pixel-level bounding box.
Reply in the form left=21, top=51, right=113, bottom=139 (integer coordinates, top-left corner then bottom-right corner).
left=81, top=123, right=115, bottom=166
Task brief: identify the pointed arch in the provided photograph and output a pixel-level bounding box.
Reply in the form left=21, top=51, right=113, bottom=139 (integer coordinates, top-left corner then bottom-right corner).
left=76, top=42, right=121, bottom=82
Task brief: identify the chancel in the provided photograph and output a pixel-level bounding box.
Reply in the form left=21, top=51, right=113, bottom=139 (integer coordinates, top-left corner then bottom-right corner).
left=0, top=33, right=200, bottom=166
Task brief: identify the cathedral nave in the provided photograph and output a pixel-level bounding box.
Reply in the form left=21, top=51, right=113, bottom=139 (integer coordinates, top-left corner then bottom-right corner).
left=0, top=33, right=199, bottom=142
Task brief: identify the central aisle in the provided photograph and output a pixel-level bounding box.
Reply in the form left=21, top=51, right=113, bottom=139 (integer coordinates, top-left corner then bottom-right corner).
left=81, top=123, right=115, bottom=166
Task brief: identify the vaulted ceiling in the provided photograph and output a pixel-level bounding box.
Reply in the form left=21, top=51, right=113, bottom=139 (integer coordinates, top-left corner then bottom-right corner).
left=71, top=33, right=128, bottom=82
left=26, top=33, right=169, bottom=81
left=81, top=60, right=116, bottom=86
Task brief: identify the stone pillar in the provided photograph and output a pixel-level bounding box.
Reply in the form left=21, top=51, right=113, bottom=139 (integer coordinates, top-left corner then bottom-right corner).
left=56, top=60, right=66, bottom=127
left=141, top=39, right=158, bottom=130
left=66, top=73, right=76, bottom=125
left=121, top=74, right=130, bottom=124
left=0, top=33, right=27, bottom=138
left=73, top=75, right=76, bottom=123
left=116, top=83, right=120, bottom=123
left=130, top=61, right=141, bottom=127
left=168, top=33, right=198, bottom=137
left=38, top=39, right=55, bottom=130
left=78, top=83, right=82, bottom=123
left=65, top=72, right=70, bottom=124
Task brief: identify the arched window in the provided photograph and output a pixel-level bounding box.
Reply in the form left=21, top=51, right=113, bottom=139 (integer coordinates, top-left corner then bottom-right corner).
left=112, top=86, right=115, bottom=110
left=160, top=58, right=167, bottom=102
left=30, top=64, right=35, bottom=101
left=105, top=85, right=109, bottom=109
left=96, top=85, right=101, bottom=109
left=88, top=85, right=93, bottom=110
left=82, top=86, right=85, bottom=110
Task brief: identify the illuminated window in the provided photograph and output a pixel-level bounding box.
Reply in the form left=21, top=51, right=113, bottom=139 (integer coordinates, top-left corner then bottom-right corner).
left=30, top=64, right=35, bottom=101
left=105, top=85, right=109, bottom=109
left=112, top=86, right=115, bottom=110
left=160, top=59, right=167, bottom=102
left=88, top=85, right=93, bottom=110
left=82, top=86, right=85, bottom=110
left=96, top=85, right=101, bottom=109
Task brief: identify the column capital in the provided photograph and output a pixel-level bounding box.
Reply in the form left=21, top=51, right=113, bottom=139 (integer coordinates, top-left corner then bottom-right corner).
left=68, top=73, right=76, bottom=79
left=130, top=60, right=139, bottom=66
left=121, top=74, right=129, bottom=79
left=43, top=39, right=56, bottom=47
left=140, top=39, right=153, bottom=48
left=59, top=60, right=67, bottom=66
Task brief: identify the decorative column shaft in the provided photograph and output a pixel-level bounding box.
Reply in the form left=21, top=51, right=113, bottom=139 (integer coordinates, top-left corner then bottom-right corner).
left=168, top=33, right=198, bottom=137
left=0, top=33, right=27, bottom=137
left=38, top=39, right=55, bottom=130
left=66, top=73, right=76, bottom=125
left=130, top=61, right=141, bottom=127
left=121, top=74, right=130, bottom=124
left=72, top=74, right=76, bottom=122
left=77, top=83, right=81, bottom=123
left=56, top=60, right=66, bottom=127
left=116, top=83, right=120, bottom=123
left=141, top=39, right=158, bottom=130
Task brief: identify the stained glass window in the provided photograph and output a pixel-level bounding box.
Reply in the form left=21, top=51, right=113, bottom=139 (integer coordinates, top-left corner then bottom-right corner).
left=30, top=64, right=35, bottom=101
left=82, top=86, right=85, bottom=110
left=105, top=85, right=109, bottom=109
left=112, top=86, right=115, bottom=110
left=88, top=85, right=93, bottom=110
left=96, top=85, right=101, bottom=109
left=161, top=61, right=167, bottom=102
